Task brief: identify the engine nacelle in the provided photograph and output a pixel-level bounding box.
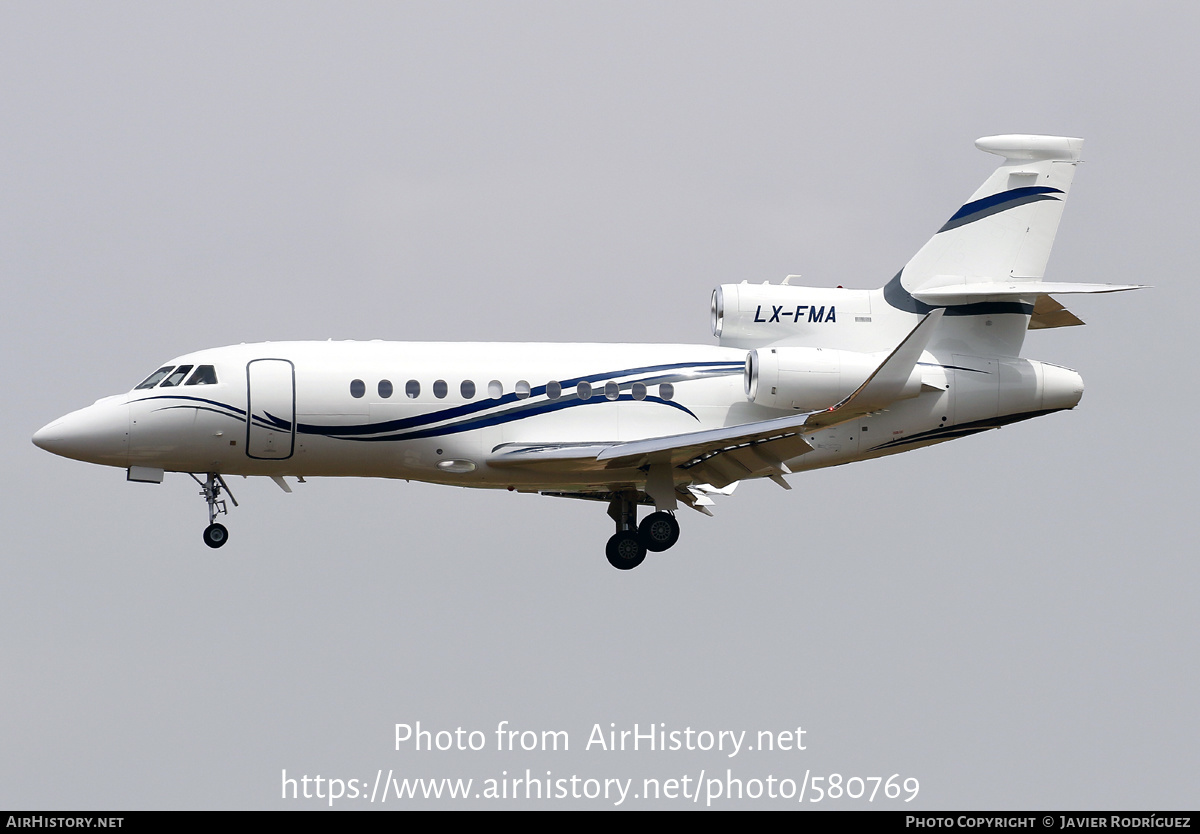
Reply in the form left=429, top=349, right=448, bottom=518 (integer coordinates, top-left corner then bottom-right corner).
left=745, top=345, right=923, bottom=411
left=712, top=282, right=872, bottom=349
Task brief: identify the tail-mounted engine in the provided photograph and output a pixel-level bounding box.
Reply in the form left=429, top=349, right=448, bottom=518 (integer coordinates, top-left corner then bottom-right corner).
left=712, top=282, right=872, bottom=350
left=744, top=345, right=924, bottom=411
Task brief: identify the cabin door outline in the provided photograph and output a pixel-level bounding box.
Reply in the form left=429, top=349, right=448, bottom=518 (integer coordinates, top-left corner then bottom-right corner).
left=246, top=359, right=296, bottom=460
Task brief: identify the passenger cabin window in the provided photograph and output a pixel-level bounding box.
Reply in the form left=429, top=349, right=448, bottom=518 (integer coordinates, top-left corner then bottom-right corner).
left=631, top=382, right=647, bottom=400
left=488, top=380, right=503, bottom=399
left=460, top=380, right=476, bottom=399
left=604, top=381, right=619, bottom=401
left=378, top=379, right=393, bottom=398
left=350, top=379, right=365, bottom=398
left=159, top=365, right=194, bottom=387
left=433, top=379, right=448, bottom=399
left=405, top=380, right=420, bottom=399
left=659, top=383, right=674, bottom=401
left=577, top=381, right=592, bottom=400
left=546, top=380, right=561, bottom=400
left=515, top=380, right=531, bottom=399
left=135, top=366, right=174, bottom=390
left=185, top=365, right=218, bottom=385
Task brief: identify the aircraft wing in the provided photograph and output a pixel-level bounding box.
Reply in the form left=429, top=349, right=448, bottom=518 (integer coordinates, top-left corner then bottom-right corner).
left=489, top=412, right=815, bottom=490
left=601, top=412, right=816, bottom=489
left=490, top=310, right=945, bottom=490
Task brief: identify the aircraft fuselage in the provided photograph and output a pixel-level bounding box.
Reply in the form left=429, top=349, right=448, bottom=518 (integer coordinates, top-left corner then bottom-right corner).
left=34, top=337, right=1081, bottom=491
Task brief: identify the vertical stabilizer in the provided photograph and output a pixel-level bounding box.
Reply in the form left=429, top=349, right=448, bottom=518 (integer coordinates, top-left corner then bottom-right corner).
left=882, top=135, right=1085, bottom=358
left=900, top=134, right=1083, bottom=294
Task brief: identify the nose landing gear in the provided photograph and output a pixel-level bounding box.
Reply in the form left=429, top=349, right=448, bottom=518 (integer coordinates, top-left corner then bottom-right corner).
left=189, top=472, right=238, bottom=549
left=605, top=493, right=681, bottom=570
left=203, top=522, right=228, bottom=548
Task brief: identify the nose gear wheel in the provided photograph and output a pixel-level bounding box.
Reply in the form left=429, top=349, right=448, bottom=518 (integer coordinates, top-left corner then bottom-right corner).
left=189, top=472, right=238, bottom=549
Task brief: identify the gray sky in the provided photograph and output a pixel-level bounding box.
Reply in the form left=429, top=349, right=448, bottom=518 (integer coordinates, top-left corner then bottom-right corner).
left=2, top=1, right=1194, bottom=809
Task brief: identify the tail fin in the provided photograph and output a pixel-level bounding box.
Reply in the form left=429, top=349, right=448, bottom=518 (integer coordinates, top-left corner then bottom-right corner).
left=883, top=135, right=1140, bottom=357
left=901, top=134, right=1083, bottom=294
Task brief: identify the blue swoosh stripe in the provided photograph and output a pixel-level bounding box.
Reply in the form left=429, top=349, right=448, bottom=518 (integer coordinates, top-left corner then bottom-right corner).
left=133, top=394, right=247, bottom=416
left=938, top=185, right=1063, bottom=233
left=152, top=404, right=249, bottom=421
left=328, top=394, right=696, bottom=443
left=298, top=360, right=740, bottom=437
left=133, top=360, right=741, bottom=442
left=256, top=411, right=291, bottom=429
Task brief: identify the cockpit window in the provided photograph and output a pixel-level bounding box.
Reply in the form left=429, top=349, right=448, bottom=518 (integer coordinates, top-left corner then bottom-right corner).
left=135, top=366, right=174, bottom=390
left=159, top=365, right=194, bottom=387
left=185, top=365, right=218, bottom=385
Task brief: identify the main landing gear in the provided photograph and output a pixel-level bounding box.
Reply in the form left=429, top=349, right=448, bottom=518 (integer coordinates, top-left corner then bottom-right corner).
left=189, top=472, right=238, bottom=549
left=605, top=492, right=681, bottom=570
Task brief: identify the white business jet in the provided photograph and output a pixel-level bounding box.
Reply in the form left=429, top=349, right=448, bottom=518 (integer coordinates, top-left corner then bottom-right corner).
left=33, top=135, right=1142, bottom=569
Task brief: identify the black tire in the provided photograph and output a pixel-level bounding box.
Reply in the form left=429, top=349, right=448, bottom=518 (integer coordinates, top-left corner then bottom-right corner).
left=638, top=511, right=680, bottom=552
left=605, top=531, right=646, bottom=570
left=203, top=523, right=229, bottom=549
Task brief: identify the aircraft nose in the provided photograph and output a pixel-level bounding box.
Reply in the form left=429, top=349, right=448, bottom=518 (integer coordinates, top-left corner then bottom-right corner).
left=32, top=401, right=130, bottom=466
left=31, top=420, right=60, bottom=451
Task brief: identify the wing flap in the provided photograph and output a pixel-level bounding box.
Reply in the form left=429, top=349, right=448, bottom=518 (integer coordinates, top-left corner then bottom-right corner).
left=682, top=432, right=810, bottom=489
left=487, top=415, right=816, bottom=489
left=595, top=411, right=815, bottom=469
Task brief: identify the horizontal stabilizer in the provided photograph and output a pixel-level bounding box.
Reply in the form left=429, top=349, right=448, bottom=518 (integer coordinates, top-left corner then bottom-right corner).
left=805, top=309, right=943, bottom=431
left=912, top=281, right=1145, bottom=302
